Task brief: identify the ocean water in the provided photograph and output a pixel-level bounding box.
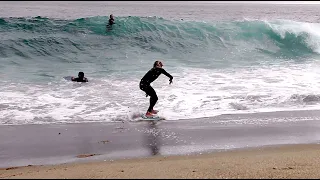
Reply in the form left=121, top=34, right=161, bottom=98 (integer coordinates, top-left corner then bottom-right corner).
left=1, top=1, right=320, bottom=125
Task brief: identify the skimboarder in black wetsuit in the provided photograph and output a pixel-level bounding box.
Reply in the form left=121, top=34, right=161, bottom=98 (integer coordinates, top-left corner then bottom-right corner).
left=140, top=60, right=173, bottom=117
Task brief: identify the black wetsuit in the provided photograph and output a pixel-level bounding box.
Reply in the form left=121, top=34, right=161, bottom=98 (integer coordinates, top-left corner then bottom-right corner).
left=72, top=77, right=88, bottom=82
left=140, top=67, right=173, bottom=112
left=108, top=18, right=115, bottom=26
left=106, top=18, right=115, bottom=31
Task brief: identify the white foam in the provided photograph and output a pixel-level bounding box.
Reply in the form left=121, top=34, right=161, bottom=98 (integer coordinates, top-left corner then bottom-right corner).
left=264, top=19, right=320, bottom=53
left=2, top=62, right=320, bottom=125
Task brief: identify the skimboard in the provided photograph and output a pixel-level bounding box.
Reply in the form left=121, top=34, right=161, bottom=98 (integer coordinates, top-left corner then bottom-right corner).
left=138, top=113, right=166, bottom=121
left=141, top=114, right=162, bottom=120
left=141, top=110, right=163, bottom=120
left=131, top=110, right=165, bottom=122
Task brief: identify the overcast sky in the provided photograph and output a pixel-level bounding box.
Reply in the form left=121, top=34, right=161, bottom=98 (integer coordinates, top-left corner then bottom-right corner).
left=2, top=1, right=320, bottom=5
left=192, top=1, right=320, bottom=4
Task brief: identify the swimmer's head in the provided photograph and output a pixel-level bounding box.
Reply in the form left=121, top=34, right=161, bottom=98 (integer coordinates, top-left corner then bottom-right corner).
left=78, top=72, right=84, bottom=78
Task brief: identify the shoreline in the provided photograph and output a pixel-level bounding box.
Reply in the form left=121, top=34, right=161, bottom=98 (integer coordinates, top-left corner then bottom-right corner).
left=2, top=107, right=320, bottom=126
left=1, top=109, right=320, bottom=178
left=1, top=109, right=320, bottom=168
left=2, top=143, right=320, bottom=178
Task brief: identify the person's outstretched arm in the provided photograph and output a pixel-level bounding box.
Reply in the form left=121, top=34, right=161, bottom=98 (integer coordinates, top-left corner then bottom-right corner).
left=161, top=68, right=173, bottom=84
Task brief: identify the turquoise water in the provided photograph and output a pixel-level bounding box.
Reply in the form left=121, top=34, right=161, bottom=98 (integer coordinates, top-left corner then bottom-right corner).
left=1, top=16, right=319, bottom=81
left=2, top=2, right=320, bottom=125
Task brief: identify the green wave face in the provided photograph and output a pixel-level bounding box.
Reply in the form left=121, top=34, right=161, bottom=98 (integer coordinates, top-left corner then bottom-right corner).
left=1, top=16, right=320, bottom=81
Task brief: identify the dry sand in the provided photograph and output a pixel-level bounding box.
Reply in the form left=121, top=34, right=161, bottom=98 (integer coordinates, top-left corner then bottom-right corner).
left=1, top=143, right=320, bottom=179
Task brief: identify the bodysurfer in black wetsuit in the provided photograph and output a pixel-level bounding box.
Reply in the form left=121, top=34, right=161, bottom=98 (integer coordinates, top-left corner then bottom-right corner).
left=106, top=14, right=115, bottom=31
left=140, top=61, right=173, bottom=117
left=108, top=14, right=115, bottom=26
left=71, top=72, right=88, bottom=82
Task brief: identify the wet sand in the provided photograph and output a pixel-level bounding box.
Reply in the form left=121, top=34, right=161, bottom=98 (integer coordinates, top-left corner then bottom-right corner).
left=1, top=109, right=320, bottom=178
left=1, top=144, right=320, bottom=178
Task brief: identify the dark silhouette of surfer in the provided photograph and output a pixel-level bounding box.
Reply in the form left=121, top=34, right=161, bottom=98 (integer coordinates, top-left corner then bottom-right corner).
left=71, top=72, right=88, bottom=82
left=140, top=61, right=173, bottom=118
left=106, top=14, right=115, bottom=31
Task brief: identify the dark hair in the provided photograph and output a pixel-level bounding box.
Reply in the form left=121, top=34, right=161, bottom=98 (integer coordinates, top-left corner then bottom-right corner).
left=78, top=72, right=84, bottom=77
left=153, top=61, right=159, bottom=68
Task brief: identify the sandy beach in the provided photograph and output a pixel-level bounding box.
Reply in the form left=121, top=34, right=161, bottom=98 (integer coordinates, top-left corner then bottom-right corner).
left=1, top=143, right=320, bottom=179
left=1, top=110, right=320, bottom=178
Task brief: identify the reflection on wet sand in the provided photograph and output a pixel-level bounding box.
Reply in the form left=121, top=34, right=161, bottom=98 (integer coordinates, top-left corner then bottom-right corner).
left=144, top=121, right=161, bottom=156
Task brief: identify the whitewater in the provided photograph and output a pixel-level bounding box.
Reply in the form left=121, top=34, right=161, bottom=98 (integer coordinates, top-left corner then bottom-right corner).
left=2, top=1, right=320, bottom=125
